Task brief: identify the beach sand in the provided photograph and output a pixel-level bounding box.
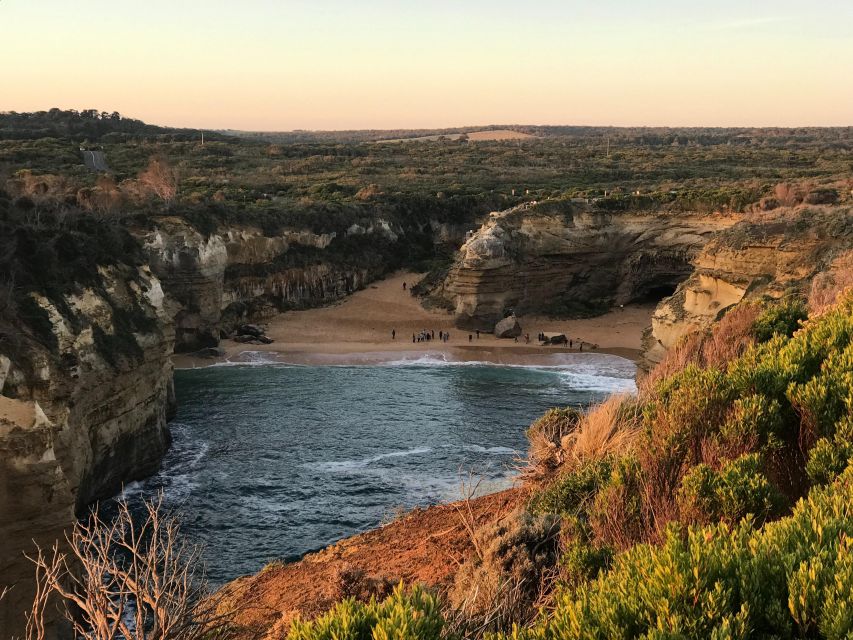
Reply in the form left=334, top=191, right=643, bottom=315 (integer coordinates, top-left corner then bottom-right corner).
left=175, top=271, right=654, bottom=368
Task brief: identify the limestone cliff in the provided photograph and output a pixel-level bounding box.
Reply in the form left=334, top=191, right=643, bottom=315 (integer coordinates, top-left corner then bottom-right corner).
left=441, top=200, right=740, bottom=329
left=643, top=206, right=853, bottom=367
left=138, top=218, right=400, bottom=351
left=0, top=264, right=174, bottom=635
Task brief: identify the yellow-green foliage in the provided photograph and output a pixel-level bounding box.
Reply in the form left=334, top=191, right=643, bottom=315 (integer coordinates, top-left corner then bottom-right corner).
left=287, top=584, right=444, bottom=640
left=677, top=453, right=784, bottom=526
left=543, top=294, right=853, bottom=545
left=509, top=464, right=853, bottom=640
left=300, top=297, right=853, bottom=640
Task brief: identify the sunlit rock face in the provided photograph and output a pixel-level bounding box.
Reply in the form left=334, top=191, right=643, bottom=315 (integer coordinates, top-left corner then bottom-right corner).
left=642, top=206, right=853, bottom=368
left=139, top=218, right=393, bottom=351
left=0, top=264, right=174, bottom=637
left=442, top=201, right=739, bottom=330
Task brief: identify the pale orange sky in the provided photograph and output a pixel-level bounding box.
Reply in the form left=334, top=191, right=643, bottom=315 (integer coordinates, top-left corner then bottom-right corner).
left=1, top=0, right=851, bottom=130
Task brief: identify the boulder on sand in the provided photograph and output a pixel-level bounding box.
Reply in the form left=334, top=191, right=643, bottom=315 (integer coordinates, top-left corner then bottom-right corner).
left=239, top=324, right=264, bottom=337
left=542, top=333, right=568, bottom=346
left=494, top=315, right=522, bottom=339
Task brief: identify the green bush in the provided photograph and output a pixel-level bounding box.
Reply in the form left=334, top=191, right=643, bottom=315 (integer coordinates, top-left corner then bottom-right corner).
left=505, top=464, right=853, bottom=640
left=677, top=454, right=783, bottom=526
left=287, top=584, right=445, bottom=640
left=530, top=458, right=613, bottom=518
left=806, top=415, right=853, bottom=485
left=752, top=298, right=807, bottom=342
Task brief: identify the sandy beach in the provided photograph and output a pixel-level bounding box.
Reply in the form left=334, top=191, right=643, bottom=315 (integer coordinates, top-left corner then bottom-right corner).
left=175, top=271, right=654, bottom=368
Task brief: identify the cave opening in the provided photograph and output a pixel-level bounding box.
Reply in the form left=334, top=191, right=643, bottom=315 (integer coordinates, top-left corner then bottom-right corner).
left=632, top=284, right=678, bottom=304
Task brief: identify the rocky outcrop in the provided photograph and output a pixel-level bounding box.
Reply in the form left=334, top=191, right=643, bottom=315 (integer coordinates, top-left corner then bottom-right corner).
left=442, top=201, right=740, bottom=329
left=642, top=206, right=853, bottom=367
left=138, top=218, right=391, bottom=351
left=494, top=315, right=522, bottom=338
left=0, top=264, right=174, bottom=635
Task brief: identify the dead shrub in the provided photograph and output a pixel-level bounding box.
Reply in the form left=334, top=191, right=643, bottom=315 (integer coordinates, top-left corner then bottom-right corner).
left=641, top=303, right=760, bottom=398
left=700, top=303, right=760, bottom=369
left=325, top=564, right=394, bottom=603
left=25, top=495, right=239, bottom=640
left=523, top=408, right=582, bottom=482
left=588, top=458, right=645, bottom=551
left=448, top=509, right=560, bottom=635
left=640, top=332, right=704, bottom=397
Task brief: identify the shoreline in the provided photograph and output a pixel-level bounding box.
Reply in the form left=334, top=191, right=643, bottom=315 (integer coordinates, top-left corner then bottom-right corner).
left=173, top=271, right=653, bottom=370
left=174, top=345, right=642, bottom=369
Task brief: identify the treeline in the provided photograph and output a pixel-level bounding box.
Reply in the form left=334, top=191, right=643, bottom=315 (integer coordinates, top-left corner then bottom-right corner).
left=0, top=108, right=230, bottom=143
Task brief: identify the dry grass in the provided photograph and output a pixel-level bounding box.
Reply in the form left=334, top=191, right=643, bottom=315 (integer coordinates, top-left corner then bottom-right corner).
left=561, top=395, right=640, bottom=467
left=700, top=303, right=760, bottom=369
left=640, top=303, right=760, bottom=398
left=522, top=408, right=582, bottom=482
left=522, top=397, right=639, bottom=489
left=809, top=250, right=853, bottom=315
left=447, top=509, right=560, bottom=637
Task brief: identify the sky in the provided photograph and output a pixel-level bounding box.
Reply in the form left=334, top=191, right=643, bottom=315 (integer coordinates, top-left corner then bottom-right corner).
left=0, top=0, right=851, bottom=130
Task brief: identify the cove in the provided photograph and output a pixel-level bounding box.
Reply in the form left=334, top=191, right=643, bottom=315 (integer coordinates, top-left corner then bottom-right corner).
left=120, top=353, right=636, bottom=583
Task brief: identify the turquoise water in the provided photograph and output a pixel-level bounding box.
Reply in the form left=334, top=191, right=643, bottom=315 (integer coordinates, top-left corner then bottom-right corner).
left=123, top=353, right=635, bottom=583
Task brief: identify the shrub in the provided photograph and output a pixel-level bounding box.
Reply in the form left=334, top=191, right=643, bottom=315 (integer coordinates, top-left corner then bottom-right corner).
left=449, top=510, right=561, bottom=631
left=504, top=464, right=853, bottom=640
left=286, top=584, right=444, bottom=640
left=558, top=535, right=613, bottom=592
left=561, top=396, right=639, bottom=468
left=588, top=456, right=644, bottom=551
left=806, top=415, right=853, bottom=485
left=677, top=454, right=784, bottom=526
left=525, top=408, right=583, bottom=478
left=752, top=298, right=807, bottom=342
left=529, top=458, right=612, bottom=518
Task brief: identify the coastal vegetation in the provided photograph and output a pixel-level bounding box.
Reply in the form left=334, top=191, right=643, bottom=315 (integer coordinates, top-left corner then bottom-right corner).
left=13, top=289, right=853, bottom=639
left=2, top=111, right=851, bottom=232
left=3, top=110, right=853, bottom=638
left=248, top=291, right=853, bottom=640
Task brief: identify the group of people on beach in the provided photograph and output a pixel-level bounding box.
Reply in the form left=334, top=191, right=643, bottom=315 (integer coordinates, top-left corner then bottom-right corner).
left=535, top=332, right=598, bottom=351
left=410, top=329, right=450, bottom=343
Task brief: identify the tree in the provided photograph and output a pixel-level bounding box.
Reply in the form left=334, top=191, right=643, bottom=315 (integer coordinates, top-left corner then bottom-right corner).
left=138, top=157, right=178, bottom=207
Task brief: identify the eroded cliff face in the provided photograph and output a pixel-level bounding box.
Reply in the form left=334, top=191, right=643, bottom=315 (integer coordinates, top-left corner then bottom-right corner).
left=139, top=218, right=395, bottom=351
left=441, top=201, right=740, bottom=329
left=643, top=206, right=853, bottom=367
left=0, top=265, right=174, bottom=635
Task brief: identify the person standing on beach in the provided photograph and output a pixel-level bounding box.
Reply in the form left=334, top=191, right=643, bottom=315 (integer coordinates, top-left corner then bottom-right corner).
left=412, top=333, right=416, bottom=343
left=476, top=330, right=480, bottom=339
left=469, top=334, right=473, bottom=342
left=403, top=281, right=407, bottom=291
left=392, top=328, right=396, bottom=340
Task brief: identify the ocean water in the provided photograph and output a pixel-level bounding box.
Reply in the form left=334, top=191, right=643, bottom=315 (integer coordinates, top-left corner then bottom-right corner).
left=119, top=352, right=636, bottom=583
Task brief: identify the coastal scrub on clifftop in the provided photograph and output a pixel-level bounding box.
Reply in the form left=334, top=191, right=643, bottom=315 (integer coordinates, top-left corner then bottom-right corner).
left=230, top=290, right=853, bottom=640
left=1, top=111, right=852, bottom=637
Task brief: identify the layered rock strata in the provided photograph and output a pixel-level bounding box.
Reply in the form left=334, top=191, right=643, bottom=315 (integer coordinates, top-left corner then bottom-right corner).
left=643, top=206, right=853, bottom=366
left=139, top=218, right=394, bottom=351
left=0, top=265, right=174, bottom=635
left=442, top=201, right=740, bottom=329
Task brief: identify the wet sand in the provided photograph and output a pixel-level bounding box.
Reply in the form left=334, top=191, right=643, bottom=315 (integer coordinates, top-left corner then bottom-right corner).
left=174, top=271, right=654, bottom=368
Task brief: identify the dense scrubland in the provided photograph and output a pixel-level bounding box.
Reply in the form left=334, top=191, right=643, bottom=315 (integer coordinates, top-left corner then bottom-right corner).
left=274, top=288, right=853, bottom=640
left=1, top=110, right=850, bottom=325
left=4, top=110, right=853, bottom=639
